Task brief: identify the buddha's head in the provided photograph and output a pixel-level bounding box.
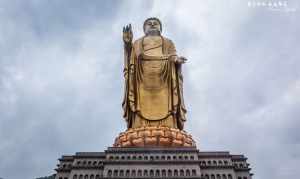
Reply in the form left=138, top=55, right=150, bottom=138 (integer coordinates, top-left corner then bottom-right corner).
left=143, top=17, right=162, bottom=36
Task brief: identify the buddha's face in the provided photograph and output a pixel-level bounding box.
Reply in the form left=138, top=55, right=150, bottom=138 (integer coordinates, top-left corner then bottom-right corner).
left=144, top=19, right=161, bottom=36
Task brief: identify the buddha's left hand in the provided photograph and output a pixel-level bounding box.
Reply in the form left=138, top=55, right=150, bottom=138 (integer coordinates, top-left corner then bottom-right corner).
left=175, top=56, right=187, bottom=64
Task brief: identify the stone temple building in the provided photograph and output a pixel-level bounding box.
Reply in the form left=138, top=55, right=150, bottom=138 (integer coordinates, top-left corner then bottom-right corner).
left=53, top=17, right=253, bottom=179
left=54, top=146, right=253, bottom=179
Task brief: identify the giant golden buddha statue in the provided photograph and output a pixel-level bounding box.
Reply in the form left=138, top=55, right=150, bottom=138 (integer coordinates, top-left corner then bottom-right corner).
left=114, top=17, right=195, bottom=147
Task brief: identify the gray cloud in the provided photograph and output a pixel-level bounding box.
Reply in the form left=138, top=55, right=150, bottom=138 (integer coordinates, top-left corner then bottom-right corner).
left=0, top=1, right=299, bottom=179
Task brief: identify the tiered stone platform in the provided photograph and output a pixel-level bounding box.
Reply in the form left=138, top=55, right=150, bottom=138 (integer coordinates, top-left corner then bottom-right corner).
left=54, top=147, right=253, bottom=179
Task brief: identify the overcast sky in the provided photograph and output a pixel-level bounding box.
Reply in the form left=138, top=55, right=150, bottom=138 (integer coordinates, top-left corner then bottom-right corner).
left=0, top=0, right=299, bottom=179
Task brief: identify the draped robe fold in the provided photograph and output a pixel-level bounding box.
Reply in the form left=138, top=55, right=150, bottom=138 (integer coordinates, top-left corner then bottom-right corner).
left=122, top=36, right=186, bottom=130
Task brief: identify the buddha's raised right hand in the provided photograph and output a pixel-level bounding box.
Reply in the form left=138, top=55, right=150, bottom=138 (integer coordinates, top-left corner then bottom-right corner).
left=123, top=24, right=133, bottom=46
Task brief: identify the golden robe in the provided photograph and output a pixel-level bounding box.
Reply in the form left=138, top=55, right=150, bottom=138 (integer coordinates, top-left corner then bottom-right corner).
left=122, top=36, right=186, bottom=130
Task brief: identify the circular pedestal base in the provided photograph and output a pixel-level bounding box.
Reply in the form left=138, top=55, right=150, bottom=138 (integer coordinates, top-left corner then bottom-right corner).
left=113, top=126, right=196, bottom=147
